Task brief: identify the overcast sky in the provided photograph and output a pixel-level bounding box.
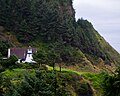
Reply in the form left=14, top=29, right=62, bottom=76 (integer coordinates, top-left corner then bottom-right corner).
left=73, top=0, right=120, bottom=53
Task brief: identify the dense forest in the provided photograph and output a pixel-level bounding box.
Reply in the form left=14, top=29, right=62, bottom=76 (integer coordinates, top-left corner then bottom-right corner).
left=0, top=0, right=120, bottom=65
left=0, top=0, right=120, bottom=96
left=0, top=0, right=120, bottom=66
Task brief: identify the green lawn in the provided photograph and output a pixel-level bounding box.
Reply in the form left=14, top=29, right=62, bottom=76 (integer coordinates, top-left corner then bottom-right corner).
left=46, top=65, right=91, bottom=75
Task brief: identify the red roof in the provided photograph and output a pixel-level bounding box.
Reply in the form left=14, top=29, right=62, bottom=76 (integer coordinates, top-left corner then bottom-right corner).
left=9, top=48, right=37, bottom=59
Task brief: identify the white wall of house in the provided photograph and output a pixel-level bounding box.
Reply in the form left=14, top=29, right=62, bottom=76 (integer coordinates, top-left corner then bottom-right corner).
left=8, top=47, right=36, bottom=63
left=8, top=49, right=10, bottom=58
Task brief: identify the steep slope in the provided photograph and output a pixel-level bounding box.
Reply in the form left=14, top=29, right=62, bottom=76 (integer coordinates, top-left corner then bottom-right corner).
left=0, top=0, right=120, bottom=71
left=76, top=19, right=120, bottom=66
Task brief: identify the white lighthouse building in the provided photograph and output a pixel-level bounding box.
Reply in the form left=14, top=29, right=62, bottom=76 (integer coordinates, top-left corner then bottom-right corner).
left=25, top=46, right=34, bottom=63
left=8, top=46, right=37, bottom=63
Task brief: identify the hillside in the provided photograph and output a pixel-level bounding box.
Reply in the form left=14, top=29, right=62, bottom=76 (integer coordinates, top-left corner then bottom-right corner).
left=0, top=0, right=120, bottom=72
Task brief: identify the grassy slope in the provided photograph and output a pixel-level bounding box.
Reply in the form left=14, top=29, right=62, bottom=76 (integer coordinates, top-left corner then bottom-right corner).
left=2, top=65, right=105, bottom=96
left=47, top=65, right=104, bottom=95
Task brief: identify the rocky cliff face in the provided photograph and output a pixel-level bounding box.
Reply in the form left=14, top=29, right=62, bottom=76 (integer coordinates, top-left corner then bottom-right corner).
left=0, top=0, right=120, bottom=71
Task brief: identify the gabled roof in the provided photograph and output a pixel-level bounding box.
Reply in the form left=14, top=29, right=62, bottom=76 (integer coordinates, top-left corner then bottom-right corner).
left=9, top=48, right=37, bottom=59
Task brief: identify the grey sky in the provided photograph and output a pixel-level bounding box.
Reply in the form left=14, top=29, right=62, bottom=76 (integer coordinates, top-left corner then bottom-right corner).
left=73, top=0, right=120, bottom=52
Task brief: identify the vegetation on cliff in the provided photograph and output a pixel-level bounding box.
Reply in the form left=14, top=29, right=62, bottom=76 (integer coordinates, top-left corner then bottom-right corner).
left=0, top=0, right=120, bottom=96
left=0, top=0, right=120, bottom=67
left=0, top=64, right=94, bottom=96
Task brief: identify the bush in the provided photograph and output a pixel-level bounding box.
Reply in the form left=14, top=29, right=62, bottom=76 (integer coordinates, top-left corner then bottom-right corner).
left=1, top=55, right=18, bottom=68
left=102, top=67, right=120, bottom=96
left=4, top=70, right=69, bottom=96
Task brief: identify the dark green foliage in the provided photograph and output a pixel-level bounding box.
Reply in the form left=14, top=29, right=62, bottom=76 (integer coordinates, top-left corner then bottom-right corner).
left=8, top=54, right=18, bottom=65
left=0, top=71, right=13, bottom=96
left=33, top=42, right=85, bottom=68
left=33, top=48, right=50, bottom=69
left=103, top=67, right=120, bottom=96
left=33, top=49, right=48, bottom=65
left=33, top=45, right=60, bottom=70
left=75, top=19, right=113, bottom=64
left=78, top=82, right=93, bottom=96
left=0, top=0, right=120, bottom=96
left=76, top=19, right=102, bottom=55
left=4, top=70, right=70, bottom=96
left=1, top=55, right=18, bottom=68
left=0, top=52, right=2, bottom=58
left=0, top=65, right=5, bottom=73
left=0, top=73, right=4, bottom=96
left=2, top=69, right=94, bottom=96
left=0, top=0, right=120, bottom=66
left=0, top=0, right=74, bottom=43
left=0, top=0, right=37, bottom=42
left=0, top=40, right=11, bottom=56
